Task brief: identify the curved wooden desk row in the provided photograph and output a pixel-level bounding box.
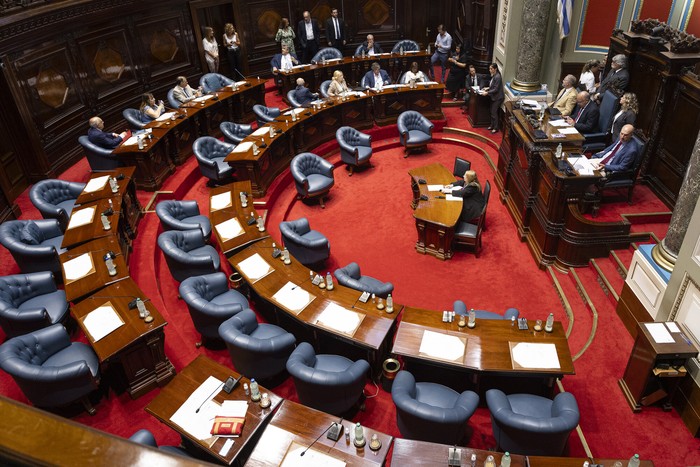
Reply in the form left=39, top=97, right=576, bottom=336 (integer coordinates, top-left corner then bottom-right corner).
left=58, top=168, right=175, bottom=399
left=225, top=83, right=445, bottom=197
left=277, top=50, right=432, bottom=96
left=112, top=78, right=266, bottom=191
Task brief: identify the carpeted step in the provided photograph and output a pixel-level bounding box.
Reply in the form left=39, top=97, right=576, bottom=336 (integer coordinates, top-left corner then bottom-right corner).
left=549, top=268, right=594, bottom=361
left=589, top=257, right=623, bottom=306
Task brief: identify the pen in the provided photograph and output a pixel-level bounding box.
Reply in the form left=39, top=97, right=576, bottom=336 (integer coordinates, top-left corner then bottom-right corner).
left=525, top=455, right=530, bottom=467
left=679, top=332, right=693, bottom=346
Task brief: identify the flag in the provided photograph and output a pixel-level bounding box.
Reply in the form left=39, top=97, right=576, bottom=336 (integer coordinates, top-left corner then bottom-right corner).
left=558, top=0, right=573, bottom=39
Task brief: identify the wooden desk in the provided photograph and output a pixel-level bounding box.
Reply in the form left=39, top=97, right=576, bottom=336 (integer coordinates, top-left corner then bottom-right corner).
left=61, top=197, right=119, bottom=249
left=245, top=399, right=392, bottom=466
left=495, top=102, right=640, bottom=270
left=392, top=307, right=574, bottom=393
left=112, top=128, right=175, bottom=191
left=466, top=88, right=491, bottom=128
left=619, top=322, right=698, bottom=412
left=228, top=237, right=400, bottom=372
left=408, top=163, right=461, bottom=260
left=391, top=438, right=655, bottom=466
left=372, top=83, right=445, bottom=125
left=60, top=235, right=129, bottom=302
left=209, top=181, right=270, bottom=257
left=70, top=278, right=175, bottom=398
left=146, top=356, right=281, bottom=465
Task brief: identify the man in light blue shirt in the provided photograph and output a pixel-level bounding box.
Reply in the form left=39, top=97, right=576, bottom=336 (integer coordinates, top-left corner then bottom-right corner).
left=430, top=24, right=452, bottom=83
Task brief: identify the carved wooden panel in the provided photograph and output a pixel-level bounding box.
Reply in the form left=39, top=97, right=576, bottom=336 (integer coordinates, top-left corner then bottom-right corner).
left=134, top=13, right=195, bottom=80
left=628, top=58, right=664, bottom=137
left=246, top=0, right=290, bottom=49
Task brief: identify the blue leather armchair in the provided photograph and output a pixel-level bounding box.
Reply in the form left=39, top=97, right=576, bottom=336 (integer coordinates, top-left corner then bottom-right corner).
left=29, top=179, right=86, bottom=230
left=336, top=126, right=373, bottom=175
left=287, top=89, right=302, bottom=108
left=193, top=136, right=236, bottom=185
left=128, top=429, right=192, bottom=457
left=291, top=152, right=335, bottom=208
left=0, top=324, right=100, bottom=414
left=279, top=218, right=330, bottom=268
left=391, top=40, right=420, bottom=53
left=582, top=90, right=619, bottom=153
left=200, top=73, right=233, bottom=93
left=392, top=370, right=479, bottom=444
left=286, top=342, right=369, bottom=416
left=0, top=220, right=65, bottom=275
left=486, top=389, right=580, bottom=456
left=334, top=262, right=393, bottom=298
left=219, top=308, right=296, bottom=381
left=397, top=110, right=434, bottom=155
left=122, top=108, right=146, bottom=130
left=0, top=272, right=69, bottom=338
left=453, top=302, right=519, bottom=321
left=155, top=200, right=212, bottom=240
left=594, top=135, right=646, bottom=214
left=78, top=135, right=123, bottom=171
left=220, top=121, right=253, bottom=145
left=252, top=105, right=281, bottom=128
left=179, top=272, right=248, bottom=347
left=319, top=80, right=332, bottom=98
left=167, top=89, right=181, bottom=109
left=157, top=229, right=220, bottom=282
left=311, top=47, right=342, bottom=63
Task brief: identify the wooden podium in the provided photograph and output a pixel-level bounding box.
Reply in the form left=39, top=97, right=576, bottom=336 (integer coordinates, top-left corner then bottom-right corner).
left=619, top=322, right=698, bottom=412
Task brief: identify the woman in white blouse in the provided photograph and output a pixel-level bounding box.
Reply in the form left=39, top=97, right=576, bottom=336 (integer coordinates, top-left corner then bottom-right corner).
left=579, top=59, right=601, bottom=94
left=327, top=70, right=350, bottom=96
left=222, top=23, right=240, bottom=77
left=403, top=62, right=426, bottom=84
left=202, top=26, right=219, bottom=73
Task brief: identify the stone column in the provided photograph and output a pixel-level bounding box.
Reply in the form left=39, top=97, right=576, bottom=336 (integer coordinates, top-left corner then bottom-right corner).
left=652, top=129, right=700, bottom=271
left=510, top=0, right=551, bottom=92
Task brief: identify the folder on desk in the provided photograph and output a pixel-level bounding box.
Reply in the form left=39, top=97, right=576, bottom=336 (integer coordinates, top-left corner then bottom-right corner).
left=81, top=302, right=124, bottom=342
left=67, top=206, right=96, bottom=230
left=315, top=302, right=365, bottom=337
left=215, top=218, right=244, bottom=242
left=509, top=342, right=560, bottom=369
left=232, top=141, right=254, bottom=154
left=63, top=253, right=96, bottom=284
left=418, top=330, right=466, bottom=363
left=237, top=253, right=274, bottom=283
left=272, top=281, right=315, bottom=315
left=83, top=175, right=110, bottom=193
left=210, top=192, right=232, bottom=211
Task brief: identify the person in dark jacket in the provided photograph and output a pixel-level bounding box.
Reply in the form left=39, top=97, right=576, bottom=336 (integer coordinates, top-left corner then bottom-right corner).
left=480, top=63, right=504, bottom=133
left=87, top=116, right=126, bottom=149
left=445, top=170, right=485, bottom=223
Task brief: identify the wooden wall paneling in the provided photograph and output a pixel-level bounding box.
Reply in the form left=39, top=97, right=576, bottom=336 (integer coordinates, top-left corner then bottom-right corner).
left=0, top=70, right=31, bottom=200
left=351, top=0, right=398, bottom=44
left=189, top=0, right=236, bottom=76
left=241, top=0, right=291, bottom=75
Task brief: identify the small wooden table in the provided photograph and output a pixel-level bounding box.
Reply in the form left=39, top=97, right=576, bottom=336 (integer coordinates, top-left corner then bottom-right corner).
left=145, top=356, right=281, bottom=465
left=70, top=278, right=175, bottom=398
left=245, top=399, right=392, bottom=466
left=408, top=163, right=461, bottom=260
left=60, top=235, right=129, bottom=302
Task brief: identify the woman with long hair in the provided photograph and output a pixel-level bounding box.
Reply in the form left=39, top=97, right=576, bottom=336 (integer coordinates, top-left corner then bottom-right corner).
left=447, top=170, right=485, bottom=223
left=203, top=26, right=219, bottom=73
left=275, top=18, right=296, bottom=54
left=611, top=92, right=639, bottom=141
left=223, top=23, right=241, bottom=78
left=139, top=93, right=164, bottom=123
left=579, top=59, right=601, bottom=93
left=327, top=70, right=349, bottom=96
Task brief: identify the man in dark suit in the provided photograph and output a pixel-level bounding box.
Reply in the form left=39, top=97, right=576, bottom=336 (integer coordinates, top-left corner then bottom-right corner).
left=593, top=54, right=629, bottom=103
left=87, top=116, right=126, bottom=149
left=463, top=65, right=485, bottom=109
left=480, top=63, right=504, bottom=133
left=356, top=34, right=383, bottom=56
left=294, top=78, right=318, bottom=106
left=325, top=8, right=346, bottom=51
left=363, top=62, right=391, bottom=89
left=270, top=44, right=299, bottom=73
left=565, top=91, right=599, bottom=133
left=590, top=124, right=639, bottom=173
left=297, top=10, right=320, bottom=64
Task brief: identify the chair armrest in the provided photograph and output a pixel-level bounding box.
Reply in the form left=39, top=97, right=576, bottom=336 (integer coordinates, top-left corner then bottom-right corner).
left=68, top=182, right=87, bottom=197
left=0, top=307, right=51, bottom=327
left=551, top=392, right=580, bottom=420
left=270, top=108, right=281, bottom=118
left=129, top=429, right=158, bottom=447
left=485, top=389, right=512, bottom=415
left=290, top=342, right=317, bottom=367
left=195, top=153, right=217, bottom=168
left=182, top=229, right=207, bottom=249
left=455, top=390, right=480, bottom=412
left=300, top=233, right=329, bottom=249
left=392, top=370, right=417, bottom=399
left=358, top=133, right=372, bottom=146
left=318, top=159, right=334, bottom=176
left=180, top=200, right=201, bottom=217
left=346, top=359, right=370, bottom=380
left=36, top=219, right=64, bottom=237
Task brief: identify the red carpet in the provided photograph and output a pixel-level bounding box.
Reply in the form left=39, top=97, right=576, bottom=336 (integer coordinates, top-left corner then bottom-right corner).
left=0, top=84, right=698, bottom=467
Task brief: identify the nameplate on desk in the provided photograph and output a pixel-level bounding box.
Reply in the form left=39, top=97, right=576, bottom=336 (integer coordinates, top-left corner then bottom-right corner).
left=315, top=302, right=365, bottom=337
left=418, top=330, right=466, bottom=363
left=210, top=192, right=233, bottom=211
left=83, top=175, right=110, bottom=194
left=272, top=281, right=315, bottom=315
left=67, top=206, right=96, bottom=230
left=63, top=253, right=96, bottom=283
left=237, top=253, right=274, bottom=283
left=215, top=218, right=244, bottom=242
left=281, top=440, right=346, bottom=467
left=509, top=342, right=560, bottom=370
left=81, top=302, right=124, bottom=342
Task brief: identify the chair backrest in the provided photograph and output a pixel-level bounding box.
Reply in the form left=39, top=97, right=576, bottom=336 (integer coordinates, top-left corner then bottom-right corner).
left=193, top=136, right=234, bottom=162
left=336, top=126, right=364, bottom=147
left=122, top=108, right=146, bottom=130
left=167, top=88, right=181, bottom=109
left=398, top=110, right=428, bottom=131
left=220, top=121, right=253, bottom=145
left=629, top=135, right=646, bottom=176
left=596, top=90, right=620, bottom=135
left=479, top=180, right=491, bottom=228
left=200, top=73, right=233, bottom=93
left=287, top=89, right=302, bottom=108
left=319, top=80, right=331, bottom=98
left=78, top=136, right=121, bottom=171
left=354, top=44, right=364, bottom=56
left=252, top=105, right=280, bottom=126
left=291, top=152, right=328, bottom=177
left=453, top=157, right=471, bottom=177
left=391, top=40, right=419, bottom=53
left=312, top=47, right=342, bottom=63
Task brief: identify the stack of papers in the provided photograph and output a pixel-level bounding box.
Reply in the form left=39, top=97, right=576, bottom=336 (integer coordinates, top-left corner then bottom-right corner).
left=232, top=141, right=254, bottom=154
left=283, top=108, right=305, bottom=116
left=422, top=81, right=439, bottom=85
left=215, top=218, right=244, bottom=242
left=644, top=322, right=675, bottom=343
left=281, top=441, right=346, bottom=467
left=418, top=330, right=466, bottom=362
left=568, top=156, right=596, bottom=176
left=557, top=127, right=580, bottom=135
left=237, top=253, right=274, bottom=283
left=193, top=95, right=214, bottom=103
left=63, top=253, right=95, bottom=283
left=156, top=112, right=176, bottom=121
left=315, top=303, right=365, bottom=337
left=522, top=99, right=542, bottom=110
left=210, top=192, right=232, bottom=211
left=82, top=302, right=124, bottom=342
left=122, top=135, right=139, bottom=146
left=235, top=81, right=248, bottom=87
left=272, top=281, right=315, bottom=315
left=252, top=127, right=270, bottom=136
left=170, top=376, right=225, bottom=440
left=83, top=175, right=110, bottom=193
left=67, top=206, right=96, bottom=230
left=427, top=185, right=444, bottom=192
left=510, top=342, right=560, bottom=369
left=548, top=119, right=570, bottom=127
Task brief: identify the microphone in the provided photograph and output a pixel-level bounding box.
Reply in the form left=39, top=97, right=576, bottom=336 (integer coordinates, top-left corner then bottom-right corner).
left=64, top=248, right=111, bottom=259
left=434, top=195, right=445, bottom=199
left=291, top=273, right=315, bottom=290
left=300, top=422, right=338, bottom=456
left=195, top=380, right=226, bottom=413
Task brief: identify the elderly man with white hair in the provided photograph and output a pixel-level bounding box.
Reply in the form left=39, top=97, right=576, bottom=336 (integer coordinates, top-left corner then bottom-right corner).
left=293, top=78, right=317, bottom=106
left=550, top=74, right=578, bottom=116
left=593, top=54, right=629, bottom=102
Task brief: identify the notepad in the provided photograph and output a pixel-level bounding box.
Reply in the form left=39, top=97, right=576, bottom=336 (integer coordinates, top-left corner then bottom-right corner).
left=83, top=175, right=110, bottom=193
left=315, top=302, right=365, bottom=337
left=645, top=322, right=675, bottom=344
left=272, top=281, right=315, bottom=315
left=427, top=185, right=444, bottom=192
left=510, top=342, right=560, bottom=369
left=557, top=127, right=580, bottom=135
left=252, top=127, right=270, bottom=136
left=418, top=330, right=466, bottom=362
left=283, top=108, right=305, bottom=116
left=210, top=192, right=232, bottom=211
left=232, top=141, right=254, bottom=154
left=235, top=80, right=248, bottom=86
left=237, top=253, right=274, bottom=283
left=216, top=218, right=244, bottom=242
left=281, top=441, right=346, bottom=467
left=82, top=302, right=124, bottom=342
left=193, top=95, right=214, bottom=103
left=63, top=253, right=95, bottom=283
left=67, top=206, right=96, bottom=230
left=156, top=112, right=176, bottom=121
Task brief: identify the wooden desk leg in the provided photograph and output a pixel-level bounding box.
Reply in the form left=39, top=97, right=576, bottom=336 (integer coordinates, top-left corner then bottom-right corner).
left=618, top=378, right=643, bottom=413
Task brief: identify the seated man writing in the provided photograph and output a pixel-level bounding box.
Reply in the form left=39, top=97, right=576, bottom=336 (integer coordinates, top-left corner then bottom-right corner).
left=589, top=124, right=639, bottom=175
left=294, top=78, right=318, bottom=106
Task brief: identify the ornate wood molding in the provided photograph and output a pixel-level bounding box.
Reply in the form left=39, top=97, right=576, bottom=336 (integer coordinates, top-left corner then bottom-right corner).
left=630, top=19, right=700, bottom=54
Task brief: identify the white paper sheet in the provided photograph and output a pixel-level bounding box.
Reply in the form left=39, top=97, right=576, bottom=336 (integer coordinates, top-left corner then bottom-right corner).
left=84, top=175, right=110, bottom=193
left=156, top=112, right=176, bottom=121
left=511, top=342, right=560, bottom=369
left=291, top=64, right=306, bottom=70
left=218, top=400, right=248, bottom=418
left=322, top=58, right=342, bottom=63
left=193, top=95, right=215, bottom=103
left=568, top=156, right=596, bottom=176
left=216, top=218, right=244, bottom=242
left=272, top=281, right=315, bottom=315
left=63, top=253, right=94, bottom=282
left=419, top=330, right=466, bottom=362
left=548, top=119, right=571, bottom=127
left=557, top=127, right=580, bottom=135
left=666, top=321, right=681, bottom=333
left=252, top=127, right=270, bottom=136
left=235, top=80, right=248, bottom=86
left=422, top=81, right=439, bottom=85
left=232, top=141, right=254, bottom=154
left=122, top=135, right=139, bottom=146
left=82, top=303, right=123, bottom=342
left=237, top=253, right=274, bottom=282
left=281, top=441, right=346, bottom=467
left=522, top=99, right=540, bottom=107
left=67, top=206, right=96, bottom=230
left=315, top=302, right=364, bottom=336
left=210, top=192, right=232, bottom=211
left=170, top=376, right=224, bottom=440
left=283, top=108, right=305, bottom=116
left=645, top=322, right=675, bottom=343
left=405, top=50, right=420, bottom=54
left=427, top=184, right=444, bottom=192
left=445, top=194, right=462, bottom=201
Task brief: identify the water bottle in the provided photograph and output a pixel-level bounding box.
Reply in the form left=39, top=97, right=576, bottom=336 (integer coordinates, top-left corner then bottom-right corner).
left=240, top=191, right=247, bottom=207
left=269, top=126, right=274, bottom=138
left=137, top=135, right=144, bottom=150
left=325, top=272, right=334, bottom=290
left=250, top=378, right=260, bottom=401
left=252, top=143, right=259, bottom=155
left=104, top=253, right=117, bottom=276
left=501, top=452, right=511, bottom=467
left=627, top=454, right=640, bottom=467
left=100, top=213, right=111, bottom=230
left=386, top=293, right=394, bottom=312
left=400, top=45, right=404, bottom=55
left=109, top=177, right=119, bottom=193
left=545, top=312, right=554, bottom=332
left=555, top=143, right=563, bottom=160
left=136, top=298, right=147, bottom=319
left=256, top=215, right=265, bottom=232
left=354, top=422, right=364, bottom=444
left=468, top=309, right=476, bottom=328
left=283, top=247, right=291, bottom=264
left=108, top=198, right=114, bottom=210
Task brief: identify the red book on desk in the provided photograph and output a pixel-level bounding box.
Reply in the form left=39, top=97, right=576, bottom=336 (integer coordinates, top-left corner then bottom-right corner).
left=211, top=416, right=245, bottom=436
